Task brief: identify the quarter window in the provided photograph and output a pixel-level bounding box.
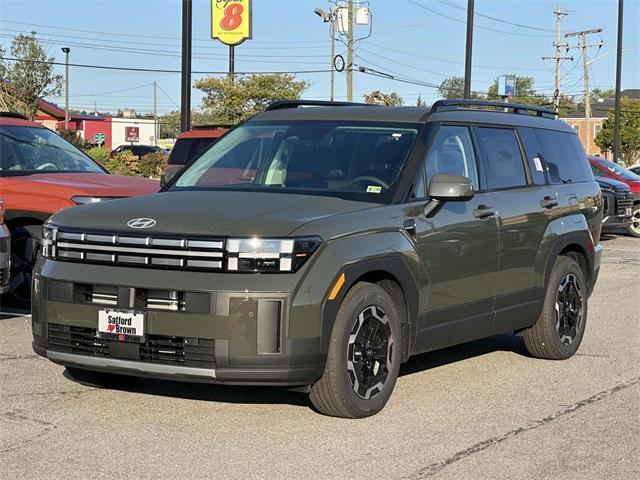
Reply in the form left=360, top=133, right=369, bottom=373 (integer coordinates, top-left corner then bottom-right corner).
left=476, top=128, right=527, bottom=190
left=534, top=130, right=592, bottom=184
left=424, top=126, right=479, bottom=190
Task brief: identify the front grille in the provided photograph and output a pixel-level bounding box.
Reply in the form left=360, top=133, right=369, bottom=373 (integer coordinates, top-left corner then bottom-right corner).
left=47, top=323, right=216, bottom=368
left=615, top=190, right=634, bottom=214
left=48, top=230, right=224, bottom=271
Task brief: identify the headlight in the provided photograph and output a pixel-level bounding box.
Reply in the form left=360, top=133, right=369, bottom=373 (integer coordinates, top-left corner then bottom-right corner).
left=226, top=237, right=321, bottom=272
left=41, top=224, right=58, bottom=258
left=72, top=196, right=116, bottom=205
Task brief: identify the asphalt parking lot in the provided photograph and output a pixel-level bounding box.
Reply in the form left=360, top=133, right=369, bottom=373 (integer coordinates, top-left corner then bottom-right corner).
left=1, top=234, right=638, bottom=480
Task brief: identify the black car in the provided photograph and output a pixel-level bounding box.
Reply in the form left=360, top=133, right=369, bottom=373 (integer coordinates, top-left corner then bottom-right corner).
left=596, top=176, right=633, bottom=233
left=629, top=165, right=640, bottom=176
left=111, top=144, right=167, bottom=159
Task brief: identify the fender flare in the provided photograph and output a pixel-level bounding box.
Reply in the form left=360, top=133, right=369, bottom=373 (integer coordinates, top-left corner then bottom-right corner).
left=5, top=209, right=52, bottom=226
left=320, top=255, right=419, bottom=363
left=543, top=230, right=594, bottom=293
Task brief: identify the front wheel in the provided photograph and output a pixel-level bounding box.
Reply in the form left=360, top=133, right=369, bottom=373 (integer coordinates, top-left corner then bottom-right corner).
left=6, top=224, right=41, bottom=309
left=523, top=256, right=588, bottom=360
left=627, top=207, right=640, bottom=238
left=310, top=282, right=401, bottom=418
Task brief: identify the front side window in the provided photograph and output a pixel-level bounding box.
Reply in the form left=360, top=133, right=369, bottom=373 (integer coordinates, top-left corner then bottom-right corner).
left=172, top=120, right=419, bottom=202
left=476, top=127, right=527, bottom=190
left=424, top=125, right=479, bottom=190
left=0, top=125, right=104, bottom=175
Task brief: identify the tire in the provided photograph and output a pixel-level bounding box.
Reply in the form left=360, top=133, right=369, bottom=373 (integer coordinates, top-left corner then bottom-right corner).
left=627, top=207, right=640, bottom=238
left=310, top=282, right=402, bottom=418
left=523, top=256, right=588, bottom=360
left=65, top=366, right=136, bottom=388
left=6, top=224, right=41, bottom=309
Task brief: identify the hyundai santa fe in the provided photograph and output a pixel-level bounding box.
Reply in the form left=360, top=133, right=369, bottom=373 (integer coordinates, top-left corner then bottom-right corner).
left=32, top=100, right=603, bottom=418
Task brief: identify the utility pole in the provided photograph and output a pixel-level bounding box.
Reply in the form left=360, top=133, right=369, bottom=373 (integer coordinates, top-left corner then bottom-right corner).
left=180, top=0, right=192, bottom=132
left=613, top=0, right=624, bottom=163
left=542, top=6, right=571, bottom=112
left=153, top=81, right=158, bottom=146
left=61, top=47, right=70, bottom=130
left=346, top=0, right=354, bottom=102
left=463, top=0, right=474, bottom=98
left=566, top=28, right=603, bottom=154
left=229, top=46, right=235, bottom=83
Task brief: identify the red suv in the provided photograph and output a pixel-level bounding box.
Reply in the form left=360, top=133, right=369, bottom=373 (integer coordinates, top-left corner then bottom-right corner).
left=0, top=112, right=159, bottom=306
left=165, top=126, right=228, bottom=172
left=589, top=156, right=640, bottom=237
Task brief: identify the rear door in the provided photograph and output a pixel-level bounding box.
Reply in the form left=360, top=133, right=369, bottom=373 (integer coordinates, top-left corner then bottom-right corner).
left=474, top=126, right=549, bottom=332
left=414, top=125, right=499, bottom=352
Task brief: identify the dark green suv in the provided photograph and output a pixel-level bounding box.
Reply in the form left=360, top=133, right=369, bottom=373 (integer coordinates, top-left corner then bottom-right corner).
left=33, top=100, right=603, bottom=418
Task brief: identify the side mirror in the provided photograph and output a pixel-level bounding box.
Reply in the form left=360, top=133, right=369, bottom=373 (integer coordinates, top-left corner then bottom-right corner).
left=427, top=173, right=474, bottom=200
left=160, top=165, right=182, bottom=189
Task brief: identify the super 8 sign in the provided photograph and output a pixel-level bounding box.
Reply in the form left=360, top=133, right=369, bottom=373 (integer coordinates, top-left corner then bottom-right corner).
left=211, top=0, right=252, bottom=46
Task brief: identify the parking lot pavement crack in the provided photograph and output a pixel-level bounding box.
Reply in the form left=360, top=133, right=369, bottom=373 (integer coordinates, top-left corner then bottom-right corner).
left=405, top=377, right=640, bottom=479
left=0, top=353, right=38, bottom=361
left=0, top=410, right=58, bottom=454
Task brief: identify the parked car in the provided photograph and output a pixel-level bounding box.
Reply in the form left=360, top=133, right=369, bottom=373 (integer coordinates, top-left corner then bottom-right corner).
left=111, top=144, right=167, bottom=159
left=589, top=156, right=640, bottom=237
left=0, top=197, right=9, bottom=295
left=0, top=112, right=159, bottom=307
left=164, top=126, right=229, bottom=173
left=628, top=165, right=640, bottom=176
left=596, top=177, right=633, bottom=234
left=33, top=100, right=602, bottom=418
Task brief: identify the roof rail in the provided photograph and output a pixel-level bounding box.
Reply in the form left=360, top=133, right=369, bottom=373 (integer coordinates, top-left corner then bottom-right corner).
left=430, top=99, right=557, bottom=119
left=0, top=112, right=29, bottom=120
left=265, top=100, right=369, bottom=111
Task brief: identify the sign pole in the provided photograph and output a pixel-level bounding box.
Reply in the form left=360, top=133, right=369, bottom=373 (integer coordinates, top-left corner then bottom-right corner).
left=180, top=0, right=192, bottom=133
left=229, top=45, right=235, bottom=82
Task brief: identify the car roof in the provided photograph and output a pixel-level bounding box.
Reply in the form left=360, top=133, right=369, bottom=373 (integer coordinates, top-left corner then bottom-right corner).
left=177, top=129, right=228, bottom=139
left=0, top=113, right=45, bottom=128
left=249, top=103, right=575, bottom=133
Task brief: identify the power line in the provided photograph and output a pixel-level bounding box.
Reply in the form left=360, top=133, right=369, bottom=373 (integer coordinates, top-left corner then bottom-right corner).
left=0, top=56, right=332, bottom=75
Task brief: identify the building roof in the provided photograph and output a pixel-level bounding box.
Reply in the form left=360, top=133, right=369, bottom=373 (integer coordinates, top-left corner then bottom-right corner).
left=37, top=98, right=105, bottom=121
left=570, top=88, right=640, bottom=118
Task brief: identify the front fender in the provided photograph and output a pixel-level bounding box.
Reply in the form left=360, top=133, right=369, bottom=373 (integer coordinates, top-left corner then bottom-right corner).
left=289, top=230, right=421, bottom=360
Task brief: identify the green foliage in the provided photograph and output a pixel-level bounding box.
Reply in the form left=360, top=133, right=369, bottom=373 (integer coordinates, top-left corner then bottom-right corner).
left=416, top=95, right=427, bottom=107
left=595, top=98, right=640, bottom=166
left=363, top=90, right=403, bottom=106
left=138, top=152, right=168, bottom=178
left=0, top=32, right=63, bottom=119
left=158, top=110, right=220, bottom=139
left=101, top=151, right=135, bottom=176
left=85, top=146, right=110, bottom=165
left=437, top=76, right=482, bottom=99
left=195, top=73, right=308, bottom=124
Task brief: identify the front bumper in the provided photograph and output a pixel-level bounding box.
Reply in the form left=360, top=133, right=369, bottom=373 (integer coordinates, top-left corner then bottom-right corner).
left=0, top=224, right=10, bottom=294
left=601, top=213, right=632, bottom=231
left=31, top=258, right=329, bottom=386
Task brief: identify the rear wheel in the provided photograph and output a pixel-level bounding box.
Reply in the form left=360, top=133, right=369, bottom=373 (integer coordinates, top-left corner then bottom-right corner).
left=523, top=256, right=587, bottom=359
left=6, top=224, right=41, bottom=309
left=627, top=207, right=640, bottom=238
left=310, top=282, right=401, bottom=418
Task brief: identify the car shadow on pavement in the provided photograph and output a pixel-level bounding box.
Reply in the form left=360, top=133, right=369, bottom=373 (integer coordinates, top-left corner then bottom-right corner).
left=60, top=333, right=529, bottom=409
left=400, top=333, right=529, bottom=377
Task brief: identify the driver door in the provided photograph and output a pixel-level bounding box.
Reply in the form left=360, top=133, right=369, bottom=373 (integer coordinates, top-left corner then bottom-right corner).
left=413, top=125, right=499, bottom=353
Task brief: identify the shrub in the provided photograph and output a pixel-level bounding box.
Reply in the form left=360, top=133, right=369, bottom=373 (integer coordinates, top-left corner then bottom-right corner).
left=102, top=151, right=136, bottom=176
left=139, top=152, right=169, bottom=178
left=57, top=128, right=87, bottom=149
left=85, top=146, right=110, bottom=165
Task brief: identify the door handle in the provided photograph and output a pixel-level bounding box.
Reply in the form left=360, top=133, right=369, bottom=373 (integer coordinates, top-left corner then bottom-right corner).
left=540, top=196, right=559, bottom=209
left=473, top=205, right=496, bottom=219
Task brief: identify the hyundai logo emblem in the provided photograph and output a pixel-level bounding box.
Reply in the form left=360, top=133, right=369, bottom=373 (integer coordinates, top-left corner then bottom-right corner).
left=126, top=217, right=157, bottom=229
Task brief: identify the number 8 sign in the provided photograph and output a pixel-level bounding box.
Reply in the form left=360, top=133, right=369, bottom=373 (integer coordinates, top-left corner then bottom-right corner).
left=211, top=0, right=252, bottom=46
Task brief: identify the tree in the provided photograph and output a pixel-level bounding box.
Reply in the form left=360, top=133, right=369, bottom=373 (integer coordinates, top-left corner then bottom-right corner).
left=416, top=95, right=427, bottom=107
left=590, top=87, right=616, bottom=104
left=438, top=76, right=465, bottom=99
left=0, top=32, right=62, bottom=119
left=363, top=90, right=403, bottom=106
left=595, top=98, right=640, bottom=166
left=195, top=73, right=307, bottom=124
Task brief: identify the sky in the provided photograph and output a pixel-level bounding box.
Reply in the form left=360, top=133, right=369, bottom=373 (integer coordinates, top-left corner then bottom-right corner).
left=0, top=0, right=638, bottom=115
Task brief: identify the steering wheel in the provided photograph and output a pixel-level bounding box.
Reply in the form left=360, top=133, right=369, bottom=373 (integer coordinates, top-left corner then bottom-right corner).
left=36, top=163, right=58, bottom=171
left=348, top=175, right=390, bottom=190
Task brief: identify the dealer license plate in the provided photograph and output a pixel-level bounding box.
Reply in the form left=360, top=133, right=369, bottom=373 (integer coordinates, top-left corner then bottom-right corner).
left=98, top=309, right=145, bottom=341
left=625, top=207, right=632, bottom=217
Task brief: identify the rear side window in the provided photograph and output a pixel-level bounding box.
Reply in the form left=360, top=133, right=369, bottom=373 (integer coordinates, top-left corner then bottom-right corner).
left=534, top=130, right=592, bottom=184
left=517, top=128, right=548, bottom=186
left=476, top=127, right=527, bottom=190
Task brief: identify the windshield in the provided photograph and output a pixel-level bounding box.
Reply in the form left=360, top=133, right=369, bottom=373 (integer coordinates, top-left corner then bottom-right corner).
left=172, top=120, right=418, bottom=201
left=594, top=158, right=640, bottom=181
left=0, top=125, right=105, bottom=176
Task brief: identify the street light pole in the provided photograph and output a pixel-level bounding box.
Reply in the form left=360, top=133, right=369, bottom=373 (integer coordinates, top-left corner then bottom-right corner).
left=463, top=0, right=474, bottom=98
left=180, top=0, right=192, bottom=133
left=613, top=0, right=624, bottom=163
left=61, top=47, right=70, bottom=129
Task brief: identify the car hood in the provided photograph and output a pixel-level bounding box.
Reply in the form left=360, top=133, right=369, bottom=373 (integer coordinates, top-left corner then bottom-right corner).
left=13, top=172, right=159, bottom=196
left=49, top=190, right=377, bottom=237
left=596, top=177, right=630, bottom=191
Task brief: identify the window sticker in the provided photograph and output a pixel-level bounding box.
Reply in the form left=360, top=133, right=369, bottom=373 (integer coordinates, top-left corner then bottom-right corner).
left=533, top=156, right=544, bottom=172
left=366, top=185, right=383, bottom=193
